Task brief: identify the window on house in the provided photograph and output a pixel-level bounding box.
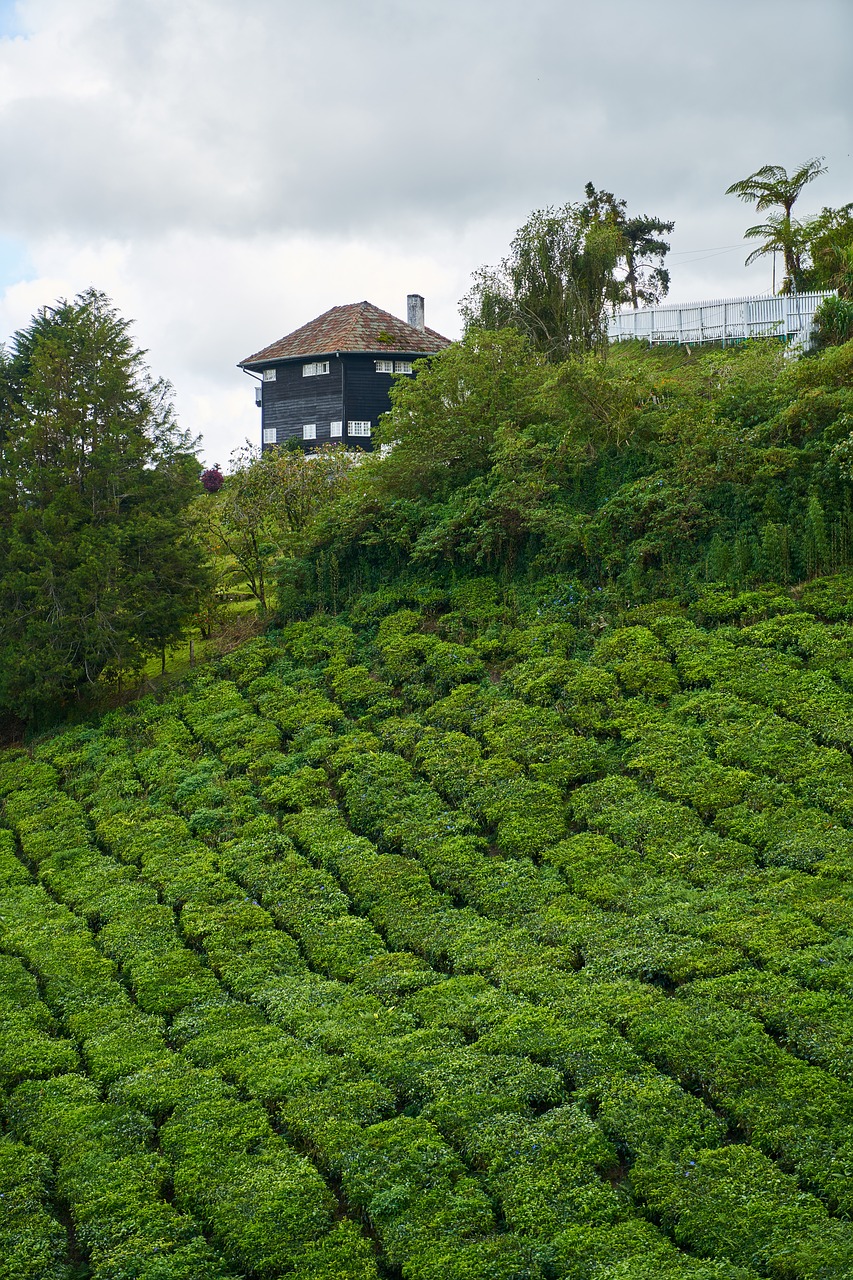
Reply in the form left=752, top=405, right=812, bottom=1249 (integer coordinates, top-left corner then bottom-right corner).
left=303, top=423, right=317, bottom=440
left=263, top=368, right=276, bottom=381
left=263, top=428, right=276, bottom=444
left=330, top=420, right=343, bottom=437
left=348, top=420, right=371, bottom=437
left=375, top=359, right=394, bottom=373
left=303, top=361, right=330, bottom=377
left=395, top=361, right=413, bottom=374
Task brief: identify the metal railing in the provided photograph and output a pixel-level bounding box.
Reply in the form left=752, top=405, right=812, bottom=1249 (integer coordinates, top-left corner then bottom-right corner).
left=607, top=291, right=834, bottom=348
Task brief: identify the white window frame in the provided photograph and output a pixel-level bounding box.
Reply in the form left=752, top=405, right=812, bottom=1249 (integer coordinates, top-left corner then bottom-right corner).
left=262, top=427, right=276, bottom=445
left=330, top=420, right=343, bottom=438
left=394, top=360, right=413, bottom=374
left=263, top=368, right=276, bottom=381
left=302, top=360, right=330, bottom=377
left=374, top=359, right=394, bottom=373
left=302, top=423, right=317, bottom=441
left=348, top=420, right=371, bottom=437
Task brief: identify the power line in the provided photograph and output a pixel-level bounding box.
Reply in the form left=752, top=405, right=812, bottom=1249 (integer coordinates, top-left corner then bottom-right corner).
left=673, top=247, right=746, bottom=265
left=667, top=243, right=744, bottom=257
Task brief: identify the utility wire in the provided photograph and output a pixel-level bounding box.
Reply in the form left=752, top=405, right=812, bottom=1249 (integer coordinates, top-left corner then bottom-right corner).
left=667, top=243, right=744, bottom=258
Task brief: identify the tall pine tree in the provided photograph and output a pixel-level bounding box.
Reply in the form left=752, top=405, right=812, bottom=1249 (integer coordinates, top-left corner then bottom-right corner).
left=0, top=289, right=209, bottom=723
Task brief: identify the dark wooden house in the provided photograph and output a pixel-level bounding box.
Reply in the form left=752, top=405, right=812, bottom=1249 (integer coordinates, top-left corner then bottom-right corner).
left=239, top=294, right=451, bottom=452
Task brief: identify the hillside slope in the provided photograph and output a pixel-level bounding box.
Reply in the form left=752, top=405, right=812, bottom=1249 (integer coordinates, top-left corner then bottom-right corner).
left=3, top=579, right=853, bottom=1278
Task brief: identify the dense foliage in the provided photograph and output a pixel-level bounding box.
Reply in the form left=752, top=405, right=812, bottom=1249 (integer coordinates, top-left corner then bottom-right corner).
left=0, top=290, right=208, bottom=724
left=4, top=574, right=853, bottom=1276
left=460, top=186, right=674, bottom=358
left=296, top=333, right=853, bottom=615
left=193, top=443, right=356, bottom=613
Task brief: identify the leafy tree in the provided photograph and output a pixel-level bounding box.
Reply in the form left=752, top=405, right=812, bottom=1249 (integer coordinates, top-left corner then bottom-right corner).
left=201, top=464, right=224, bottom=493
left=194, top=441, right=356, bottom=611
left=800, top=203, right=853, bottom=297
left=0, top=289, right=208, bottom=722
left=726, top=157, right=827, bottom=292
left=811, top=295, right=853, bottom=351
left=583, top=183, right=675, bottom=309
left=460, top=203, right=624, bottom=359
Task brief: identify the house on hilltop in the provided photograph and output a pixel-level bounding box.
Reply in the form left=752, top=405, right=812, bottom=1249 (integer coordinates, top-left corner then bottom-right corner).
left=239, top=294, right=451, bottom=452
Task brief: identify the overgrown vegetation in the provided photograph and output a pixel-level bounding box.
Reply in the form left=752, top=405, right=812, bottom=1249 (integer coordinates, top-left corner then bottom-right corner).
left=294, top=333, right=853, bottom=617
left=460, top=186, right=674, bottom=358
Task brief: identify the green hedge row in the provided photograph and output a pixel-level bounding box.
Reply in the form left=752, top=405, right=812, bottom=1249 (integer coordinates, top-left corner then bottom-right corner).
left=253, top=623, right=853, bottom=1066
left=38, top=729, right=555, bottom=1278
left=0, top=1133, right=71, bottom=1280
left=83, top=707, right=751, bottom=1276
left=12, top=607, right=853, bottom=1277
left=625, top=993, right=853, bottom=1215
left=614, top=701, right=853, bottom=875
left=676, top=687, right=853, bottom=819
left=653, top=616, right=853, bottom=749
left=8, top=1072, right=231, bottom=1280
left=1, top=761, right=379, bottom=1278
left=684, top=968, right=853, bottom=1083
left=0, top=944, right=78, bottom=1092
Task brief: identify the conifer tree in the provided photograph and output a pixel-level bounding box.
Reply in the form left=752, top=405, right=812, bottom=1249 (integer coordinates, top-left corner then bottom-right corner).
left=0, top=289, right=208, bottom=722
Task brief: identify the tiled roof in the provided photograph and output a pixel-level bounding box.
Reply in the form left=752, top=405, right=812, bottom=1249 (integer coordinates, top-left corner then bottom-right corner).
left=239, top=301, right=452, bottom=367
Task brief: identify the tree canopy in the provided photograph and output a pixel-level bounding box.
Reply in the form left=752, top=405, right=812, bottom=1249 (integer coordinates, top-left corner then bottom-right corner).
left=582, top=182, right=674, bottom=310
left=460, top=202, right=624, bottom=360
left=192, top=441, right=357, bottom=612
left=726, top=157, right=827, bottom=292
left=801, top=203, right=853, bottom=298
left=0, top=288, right=208, bottom=723
left=460, top=189, right=674, bottom=360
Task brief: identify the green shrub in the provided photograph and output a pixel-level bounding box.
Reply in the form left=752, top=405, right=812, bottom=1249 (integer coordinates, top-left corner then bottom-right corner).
left=632, top=1144, right=853, bottom=1277
left=0, top=1137, right=71, bottom=1280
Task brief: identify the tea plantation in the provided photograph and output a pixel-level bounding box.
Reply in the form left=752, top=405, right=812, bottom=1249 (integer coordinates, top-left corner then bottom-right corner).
left=4, top=577, right=853, bottom=1280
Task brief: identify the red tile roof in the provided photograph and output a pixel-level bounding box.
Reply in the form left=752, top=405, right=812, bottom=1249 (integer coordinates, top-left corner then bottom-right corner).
left=239, top=301, right=452, bottom=367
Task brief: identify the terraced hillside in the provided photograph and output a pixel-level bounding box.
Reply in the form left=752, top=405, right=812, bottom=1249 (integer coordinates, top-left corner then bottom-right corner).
left=3, top=582, right=853, bottom=1279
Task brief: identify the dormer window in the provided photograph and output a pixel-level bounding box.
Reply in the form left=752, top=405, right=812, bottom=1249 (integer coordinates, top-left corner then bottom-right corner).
left=303, top=361, right=329, bottom=377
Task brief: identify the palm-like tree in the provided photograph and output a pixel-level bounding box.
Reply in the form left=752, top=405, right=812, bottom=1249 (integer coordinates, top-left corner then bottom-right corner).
left=741, top=211, right=808, bottom=293
left=726, top=158, right=826, bottom=292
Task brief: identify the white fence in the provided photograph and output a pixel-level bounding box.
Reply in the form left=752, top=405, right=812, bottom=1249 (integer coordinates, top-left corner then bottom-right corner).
left=607, top=291, right=834, bottom=348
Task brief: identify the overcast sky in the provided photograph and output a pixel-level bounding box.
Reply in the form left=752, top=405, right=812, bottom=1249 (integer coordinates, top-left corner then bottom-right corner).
left=0, top=0, right=849, bottom=465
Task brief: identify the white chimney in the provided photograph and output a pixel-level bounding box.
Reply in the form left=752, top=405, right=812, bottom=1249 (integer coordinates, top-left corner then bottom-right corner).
left=407, top=294, right=425, bottom=331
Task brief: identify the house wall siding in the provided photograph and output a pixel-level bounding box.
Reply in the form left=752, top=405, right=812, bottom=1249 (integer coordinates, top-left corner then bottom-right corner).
left=260, top=355, right=344, bottom=447
left=259, top=351, right=430, bottom=452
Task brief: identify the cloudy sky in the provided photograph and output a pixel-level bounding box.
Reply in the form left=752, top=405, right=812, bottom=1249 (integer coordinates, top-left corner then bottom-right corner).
left=0, top=0, right=849, bottom=465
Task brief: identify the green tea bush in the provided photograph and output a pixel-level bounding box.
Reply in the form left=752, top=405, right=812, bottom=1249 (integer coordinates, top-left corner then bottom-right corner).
left=7, top=1074, right=228, bottom=1279
left=632, top=1144, right=853, bottom=1278
left=9, top=566, right=853, bottom=1277
left=0, top=953, right=78, bottom=1088
left=0, top=1137, right=71, bottom=1280
left=160, top=1092, right=336, bottom=1275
